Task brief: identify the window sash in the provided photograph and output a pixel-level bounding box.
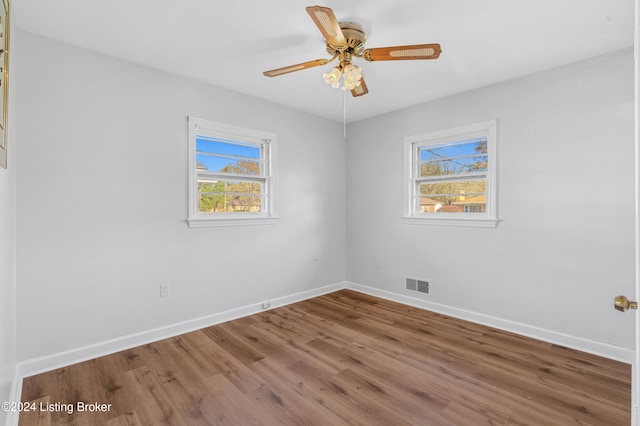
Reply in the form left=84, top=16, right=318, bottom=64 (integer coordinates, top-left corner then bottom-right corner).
left=403, top=120, right=497, bottom=227
left=418, top=152, right=487, bottom=167
left=414, top=171, right=487, bottom=183
left=195, top=135, right=266, bottom=176
left=412, top=143, right=489, bottom=215
left=196, top=171, right=269, bottom=215
left=197, top=170, right=267, bottom=181
left=198, top=177, right=266, bottom=213
left=417, top=138, right=488, bottom=164
left=196, top=152, right=265, bottom=176
left=413, top=177, right=487, bottom=214
left=188, top=116, right=278, bottom=227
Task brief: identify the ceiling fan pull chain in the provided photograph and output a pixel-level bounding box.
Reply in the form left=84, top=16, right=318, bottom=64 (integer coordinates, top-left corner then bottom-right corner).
left=343, top=90, right=347, bottom=137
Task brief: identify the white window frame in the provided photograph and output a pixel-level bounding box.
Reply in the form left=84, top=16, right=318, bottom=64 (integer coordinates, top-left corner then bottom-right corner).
left=187, top=116, right=278, bottom=228
left=403, top=120, right=498, bottom=228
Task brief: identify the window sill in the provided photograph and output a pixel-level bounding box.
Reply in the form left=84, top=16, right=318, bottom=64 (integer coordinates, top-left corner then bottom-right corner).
left=188, top=216, right=280, bottom=228
left=402, top=216, right=499, bottom=228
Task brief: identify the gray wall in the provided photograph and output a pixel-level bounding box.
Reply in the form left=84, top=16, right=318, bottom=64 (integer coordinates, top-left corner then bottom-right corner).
left=0, top=21, right=18, bottom=426
left=346, top=48, right=636, bottom=350
left=0, top=148, right=16, bottom=426
left=16, top=31, right=346, bottom=361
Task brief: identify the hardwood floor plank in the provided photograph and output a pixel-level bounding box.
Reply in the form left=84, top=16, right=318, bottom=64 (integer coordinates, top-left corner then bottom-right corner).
left=189, top=331, right=266, bottom=395
left=304, top=336, right=454, bottom=413
left=247, top=359, right=350, bottom=425
left=286, top=360, right=413, bottom=426
left=119, top=365, right=186, bottom=425
left=20, top=289, right=631, bottom=425
left=104, top=411, right=142, bottom=426
left=197, top=373, right=281, bottom=425
left=246, top=379, right=338, bottom=425
left=331, top=367, right=458, bottom=426
left=220, top=320, right=306, bottom=366
left=200, top=326, right=265, bottom=365
left=17, top=396, right=51, bottom=426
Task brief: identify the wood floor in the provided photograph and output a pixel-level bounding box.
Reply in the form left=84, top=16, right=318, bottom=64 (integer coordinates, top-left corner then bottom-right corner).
left=20, top=290, right=631, bottom=425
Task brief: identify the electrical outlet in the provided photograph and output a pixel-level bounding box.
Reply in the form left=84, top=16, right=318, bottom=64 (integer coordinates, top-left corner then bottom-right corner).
left=160, top=283, right=170, bottom=298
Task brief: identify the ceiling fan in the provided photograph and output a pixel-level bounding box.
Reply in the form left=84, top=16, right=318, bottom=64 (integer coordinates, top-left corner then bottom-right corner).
left=263, top=5, right=442, bottom=97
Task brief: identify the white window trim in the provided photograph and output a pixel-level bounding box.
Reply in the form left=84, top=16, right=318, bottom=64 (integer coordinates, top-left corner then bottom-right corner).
left=403, top=120, right=498, bottom=228
left=187, top=116, right=279, bottom=228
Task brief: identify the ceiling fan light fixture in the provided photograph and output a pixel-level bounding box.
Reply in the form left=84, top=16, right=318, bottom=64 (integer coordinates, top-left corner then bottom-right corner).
left=341, top=64, right=362, bottom=91
left=322, top=63, right=362, bottom=91
left=322, top=67, right=342, bottom=88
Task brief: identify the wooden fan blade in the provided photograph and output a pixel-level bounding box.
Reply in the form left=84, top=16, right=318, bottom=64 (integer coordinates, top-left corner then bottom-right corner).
left=306, top=6, right=347, bottom=49
left=263, top=59, right=330, bottom=77
left=351, top=77, right=368, bottom=97
left=363, top=43, right=442, bottom=61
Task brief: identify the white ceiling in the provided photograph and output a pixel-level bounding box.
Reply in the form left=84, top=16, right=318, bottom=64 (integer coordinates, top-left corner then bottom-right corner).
left=13, top=1, right=635, bottom=123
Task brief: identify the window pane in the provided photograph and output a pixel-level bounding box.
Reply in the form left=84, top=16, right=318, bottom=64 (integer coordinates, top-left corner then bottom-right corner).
left=196, top=137, right=262, bottom=175
left=196, top=154, right=261, bottom=174
left=198, top=180, right=263, bottom=213
left=196, top=138, right=261, bottom=158
left=200, top=194, right=262, bottom=213
left=419, top=137, right=488, bottom=176
left=418, top=180, right=486, bottom=213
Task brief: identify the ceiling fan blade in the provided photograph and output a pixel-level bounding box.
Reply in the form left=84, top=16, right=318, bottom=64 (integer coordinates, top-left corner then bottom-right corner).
left=351, top=77, right=368, bottom=97
left=363, top=43, right=442, bottom=61
left=263, top=59, right=330, bottom=77
left=306, top=6, right=347, bottom=49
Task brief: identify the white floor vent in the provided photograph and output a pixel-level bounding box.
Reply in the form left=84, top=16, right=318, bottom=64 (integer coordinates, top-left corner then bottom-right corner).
left=406, top=277, right=429, bottom=294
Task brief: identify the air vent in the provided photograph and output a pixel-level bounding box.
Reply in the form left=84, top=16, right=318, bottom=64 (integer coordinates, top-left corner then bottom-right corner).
left=406, top=277, right=429, bottom=294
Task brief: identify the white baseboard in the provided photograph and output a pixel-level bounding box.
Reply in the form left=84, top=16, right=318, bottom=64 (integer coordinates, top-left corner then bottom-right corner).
left=16, top=279, right=633, bottom=390
left=18, top=282, right=345, bottom=379
left=344, top=281, right=634, bottom=364
left=4, top=364, right=21, bottom=426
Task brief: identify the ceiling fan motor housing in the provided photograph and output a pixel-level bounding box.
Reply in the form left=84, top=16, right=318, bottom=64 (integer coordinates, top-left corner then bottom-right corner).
left=326, top=21, right=366, bottom=56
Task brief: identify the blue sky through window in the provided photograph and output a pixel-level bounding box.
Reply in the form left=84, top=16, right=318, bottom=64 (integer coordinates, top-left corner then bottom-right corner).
left=196, top=136, right=261, bottom=173
left=419, top=137, right=487, bottom=175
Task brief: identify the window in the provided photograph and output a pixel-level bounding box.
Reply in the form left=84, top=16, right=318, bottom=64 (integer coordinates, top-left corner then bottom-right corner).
left=188, top=117, right=278, bottom=227
left=403, top=120, right=497, bottom=227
